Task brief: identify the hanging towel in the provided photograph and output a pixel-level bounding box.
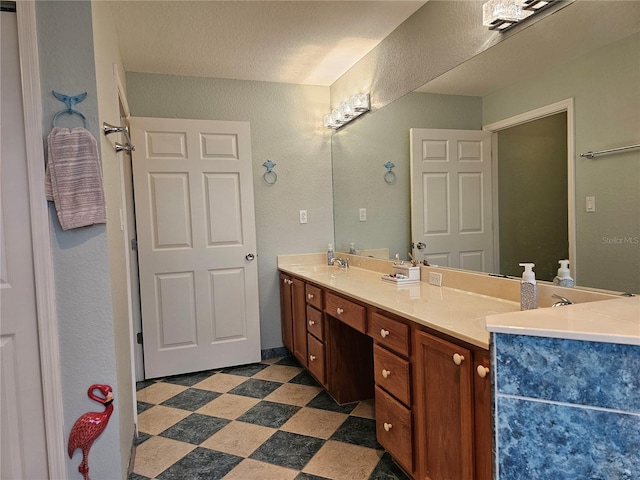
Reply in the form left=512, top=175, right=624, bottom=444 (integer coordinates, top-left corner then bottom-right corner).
left=45, top=127, right=107, bottom=230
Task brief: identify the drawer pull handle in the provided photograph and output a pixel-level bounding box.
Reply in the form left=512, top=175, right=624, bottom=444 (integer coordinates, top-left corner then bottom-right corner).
left=477, top=365, right=490, bottom=378
left=380, top=329, right=390, bottom=338
left=382, top=369, right=391, bottom=379
left=308, top=293, right=314, bottom=300
left=336, top=307, right=344, bottom=315
left=309, top=355, right=316, bottom=362
left=453, top=353, right=465, bottom=365
left=383, top=422, right=393, bottom=432
left=308, top=320, right=315, bottom=326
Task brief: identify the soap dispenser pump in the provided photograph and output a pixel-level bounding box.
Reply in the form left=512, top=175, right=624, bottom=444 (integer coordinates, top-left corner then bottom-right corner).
left=553, top=260, right=574, bottom=288
left=327, top=243, right=334, bottom=265
left=519, top=263, right=538, bottom=310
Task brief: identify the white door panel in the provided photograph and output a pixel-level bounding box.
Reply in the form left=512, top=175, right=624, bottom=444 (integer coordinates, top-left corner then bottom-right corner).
left=411, top=128, right=494, bottom=272
left=130, top=117, right=260, bottom=379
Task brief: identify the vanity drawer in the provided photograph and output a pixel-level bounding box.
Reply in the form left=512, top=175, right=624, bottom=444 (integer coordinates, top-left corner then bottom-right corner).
left=374, top=344, right=411, bottom=406
left=375, top=385, right=413, bottom=474
left=305, top=284, right=323, bottom=310
left=307, top=333, right=325, bottom=384
left=368, top=311, right=410, bottom=357
left=325, top=292, right=366, bottom=333
left=306, top=305, right=323, bottom=340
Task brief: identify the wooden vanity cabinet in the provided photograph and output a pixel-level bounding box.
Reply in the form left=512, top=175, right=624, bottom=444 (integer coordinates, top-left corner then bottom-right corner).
left=473, top=353, right=492, bottom=480
left=305, top=283, right=326, bottom=385
left=291, top=278, right=308, bottom=367
left=279, top=273, right=294, bottom=352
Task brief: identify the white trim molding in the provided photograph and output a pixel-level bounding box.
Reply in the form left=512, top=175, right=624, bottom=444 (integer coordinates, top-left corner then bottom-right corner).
left=16, top=2, right=67, bottom=478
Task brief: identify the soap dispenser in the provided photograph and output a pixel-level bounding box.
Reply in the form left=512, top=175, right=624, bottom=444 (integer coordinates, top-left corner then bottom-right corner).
left=519, top=263, right=538, bottom=310
left=553, top=260, right=574, bottom=288
left=327, top=244, right=334, bottom=265
left=349, top=243, right=356, bottom=254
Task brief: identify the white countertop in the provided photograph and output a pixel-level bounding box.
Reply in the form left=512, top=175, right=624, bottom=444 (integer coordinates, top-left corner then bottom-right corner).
left=279, top=262, right=519, bottom=350
left=486, top=295, right=640, bottom=346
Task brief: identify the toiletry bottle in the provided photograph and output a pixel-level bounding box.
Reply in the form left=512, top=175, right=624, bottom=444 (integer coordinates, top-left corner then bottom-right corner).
left=553, top=260, right=574, bottom=287
left=327, top=243, right=334, bottom=265
left=519, top=263, right=538, bottom=310
left=349, top=243, right=356, bottom=255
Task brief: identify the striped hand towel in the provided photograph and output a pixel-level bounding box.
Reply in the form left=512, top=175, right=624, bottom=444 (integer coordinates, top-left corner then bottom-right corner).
left=45, top=127, right=107, bottom=230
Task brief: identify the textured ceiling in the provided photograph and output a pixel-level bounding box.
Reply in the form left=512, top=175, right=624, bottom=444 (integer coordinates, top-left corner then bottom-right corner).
left=109, top=1, right=426, bottom=86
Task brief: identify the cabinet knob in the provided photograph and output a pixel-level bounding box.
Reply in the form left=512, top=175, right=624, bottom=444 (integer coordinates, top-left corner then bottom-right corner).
left=380, top=329, right=390, bottom=338
left=308, top=320, right=315, bottom=326
left=382, top=369, right=391, bottom=379
left=308, top=293, right=314, bottom=300
left=336, top=307, right=344, bottom=315
left=309, top=355, right=316, bottom=362
left=383, top=422, right=393, bottom=432
left=477, top=365, right=490, bottom=378
left=452, top=353, right=465, bottom=365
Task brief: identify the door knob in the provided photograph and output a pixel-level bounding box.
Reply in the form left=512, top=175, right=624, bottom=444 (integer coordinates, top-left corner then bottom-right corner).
left=246, top=253, right=255, bottom=261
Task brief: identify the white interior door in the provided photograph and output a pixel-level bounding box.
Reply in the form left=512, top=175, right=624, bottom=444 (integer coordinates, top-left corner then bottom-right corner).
left=0, top=11, right=49, bottom=478
left=410, top=128, right=494, bottom=272
left=130, top=117, right=261, bottom=379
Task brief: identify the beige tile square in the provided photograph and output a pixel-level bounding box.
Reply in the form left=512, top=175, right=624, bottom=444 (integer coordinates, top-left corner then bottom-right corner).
left=351, top=399, right=376, bottom=419
left=201, top=421, right=275, bottom=457
left=252, top=364, right=302, bottom=383
left=132, top=435, right=194, bottom=478
left=137, top=405, right=191, bottom=435
left=280, top=407, right=348, bottom=439
left=196, top=393, right=259, bottom=420
left=303, top=440, right=382, bottom=480
left=193, top=373, right=247, bottom=393
left=222, top=458, right=298, bottom=480
left=136, top=382, right=187, bottom=404
left=261, top=357, right=283, bottom=365
left=265, top=383, right=322, bottom=407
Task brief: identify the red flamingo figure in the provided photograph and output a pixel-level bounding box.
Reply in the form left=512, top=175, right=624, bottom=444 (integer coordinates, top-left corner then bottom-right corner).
left=67, top=384, right=114, bottom=480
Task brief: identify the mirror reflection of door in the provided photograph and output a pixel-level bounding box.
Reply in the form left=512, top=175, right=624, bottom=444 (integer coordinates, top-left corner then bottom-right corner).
left=496, top=112, right=568, bottom=282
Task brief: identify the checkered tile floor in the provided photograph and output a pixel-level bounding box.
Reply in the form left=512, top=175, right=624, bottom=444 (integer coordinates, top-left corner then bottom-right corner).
left=129, top=356, right=411, bottom=479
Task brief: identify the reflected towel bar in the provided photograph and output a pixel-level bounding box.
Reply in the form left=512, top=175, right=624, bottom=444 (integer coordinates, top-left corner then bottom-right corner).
left=580, top=143, right=640, bottom=159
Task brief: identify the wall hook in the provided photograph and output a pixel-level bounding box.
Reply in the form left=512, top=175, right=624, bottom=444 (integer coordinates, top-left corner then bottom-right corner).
left=384, top=161, right=396, bottom=184
left=52, top=90, right=88, bottom=128
left=262, top=159, right=277, bottom=185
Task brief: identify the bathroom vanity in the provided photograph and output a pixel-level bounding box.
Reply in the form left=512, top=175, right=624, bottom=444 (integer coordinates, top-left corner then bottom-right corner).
left=278, top=254, right=521, bottom=480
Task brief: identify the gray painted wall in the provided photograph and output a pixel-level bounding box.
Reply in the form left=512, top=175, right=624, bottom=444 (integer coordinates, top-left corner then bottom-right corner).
left=125, top=73, right=333, bottom=350
left=36, top=1, right=124, bottom=478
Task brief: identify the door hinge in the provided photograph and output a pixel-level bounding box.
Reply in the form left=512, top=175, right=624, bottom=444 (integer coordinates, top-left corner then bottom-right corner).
left=136, top=332, right=143, bottom=345
left=131, top=238, right=138, bottom=251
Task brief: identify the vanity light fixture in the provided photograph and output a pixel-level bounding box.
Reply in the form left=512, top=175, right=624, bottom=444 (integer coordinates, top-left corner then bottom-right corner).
left=323, top=93, right=370, bottom=130
left=482, top=0, right=556, bottom=31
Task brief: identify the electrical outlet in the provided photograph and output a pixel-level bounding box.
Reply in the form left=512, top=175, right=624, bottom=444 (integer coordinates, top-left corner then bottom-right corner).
left=429, top=272, right=443, bottom=287
left=359, top=208, right=367, bottom=222
left=299, top=210, right=308, bottom=224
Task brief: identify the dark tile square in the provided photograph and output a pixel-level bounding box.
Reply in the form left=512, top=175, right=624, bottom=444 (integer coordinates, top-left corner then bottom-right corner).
left=276, top=355, right=302, bottom=367
left=330, top=416, right=381, bottom=449
left=307, top=390, right=357, bottom=414
left=136, top=379, right=156, bottom=391
left=159, top=413, right=229, bottom=444
left=289, top=369, right=321, bottom=387
left=237, top=400, right=300, bottom=428
left=134, top=431, right=151, bottom=446
left=369, top=451, right=413, bottom=479
left=162, top=370, right=216, bottom=387
left=228, top=378, right=282, bottom=399
left=220, top=362, right=269, bottom=377
left=250, top=430, right=325, bottom=470
left=137, top=401, right=154, bottom=414
left=161, top=388, right=220, bottom=411
left=295, top=473, right=331, bottom=480
left=156, top=447, right=242, bottom=480
left=128, top=473, right=150, bottom=480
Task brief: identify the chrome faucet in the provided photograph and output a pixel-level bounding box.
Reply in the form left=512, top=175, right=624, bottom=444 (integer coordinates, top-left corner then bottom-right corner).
left=551, top=294, right=573, bottom=307
left=333, top=257, right=349, bottom=269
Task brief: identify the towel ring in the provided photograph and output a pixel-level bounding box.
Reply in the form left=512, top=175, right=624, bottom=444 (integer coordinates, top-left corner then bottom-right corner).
left=384, top=161, right=396, bottom=184
left=52, top=90, right=88, bottom=128
left=262, top=159, right=278, bottom=185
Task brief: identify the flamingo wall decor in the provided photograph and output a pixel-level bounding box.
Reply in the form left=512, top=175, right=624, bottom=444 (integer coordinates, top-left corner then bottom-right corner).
left=68, top=384, right=114, bottom=480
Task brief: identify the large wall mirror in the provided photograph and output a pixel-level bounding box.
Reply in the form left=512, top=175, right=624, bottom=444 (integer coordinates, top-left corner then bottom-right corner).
left=332, top=2, right=640, bottom=294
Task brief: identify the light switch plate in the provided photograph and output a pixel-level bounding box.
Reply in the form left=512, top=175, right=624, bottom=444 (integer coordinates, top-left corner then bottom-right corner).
left=299, top=210, right=308, bottom=224
left=586, top=196, right=596, bottom=212
left=359, top=208, right=367, bottom=222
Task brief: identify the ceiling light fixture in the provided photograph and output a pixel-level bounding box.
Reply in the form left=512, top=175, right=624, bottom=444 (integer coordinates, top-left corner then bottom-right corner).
left=323, top=93, right=370, bottom=130
left=482, top=0, right=556, bottom=31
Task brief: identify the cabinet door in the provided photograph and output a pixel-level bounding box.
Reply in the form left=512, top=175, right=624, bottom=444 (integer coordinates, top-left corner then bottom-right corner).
left=473, top=353, right=492, bottom=480
left=292, top=278, right=307, bottom=366
left=279, top=273, right=293, bottom=352
left=414, top=331, right=473, bottom=480
left=376, top=386, right=413, bottom=475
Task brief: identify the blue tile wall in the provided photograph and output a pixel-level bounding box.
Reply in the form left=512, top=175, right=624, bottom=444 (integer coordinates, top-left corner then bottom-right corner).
left=493, top=333, right=640, bottom=480
left=494, top=334, right=640, bottom=412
